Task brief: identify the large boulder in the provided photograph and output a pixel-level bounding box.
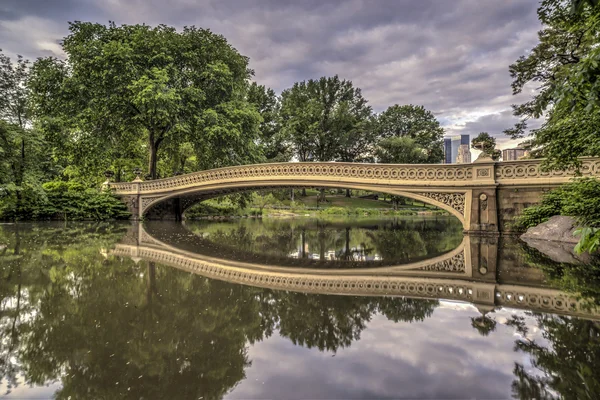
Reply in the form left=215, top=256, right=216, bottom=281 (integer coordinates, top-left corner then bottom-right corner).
left=521, top=215, right=580, bottom=243
left=521, top=215, right=591, bottom=264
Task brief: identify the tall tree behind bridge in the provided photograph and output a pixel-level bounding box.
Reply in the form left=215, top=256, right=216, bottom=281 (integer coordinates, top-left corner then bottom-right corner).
left=247, top=82, right=290, bottom=162
left=375, top=104, right=444, bottom=164
left=280, top=76, right=373, bottom=163
left=505, top=0, right=600, bottom=170
left=27, top=22, right=262, bottom=180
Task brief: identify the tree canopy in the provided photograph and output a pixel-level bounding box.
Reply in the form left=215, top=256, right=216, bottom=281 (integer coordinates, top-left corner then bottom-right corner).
left=280, top=75, right=373, bottom=162
left=506, top=0, right=600, bottom=170
left=28, top=22, right=262, bottom=179
left=376, top=104, right=444, bottom=163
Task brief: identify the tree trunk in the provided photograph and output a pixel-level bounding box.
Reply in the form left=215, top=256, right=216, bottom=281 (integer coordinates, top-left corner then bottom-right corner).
left=344, top=227, right=351, bottom=260
left=15, top=138, right=25, bottom=214
left=302, top=188, right=307, bottom=197
left=148, top=133, right=163, bottom=180
left=345, top=188, right=351, bottom=198
left=148, top=139, right=158, bottom=179
left=319, top=188, right=326, bottom=202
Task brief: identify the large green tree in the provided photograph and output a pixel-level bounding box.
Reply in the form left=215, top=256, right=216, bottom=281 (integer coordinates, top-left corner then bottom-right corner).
left=0, top=51, right=50, bottom=215
left=280, top=75, right=373, bottom=163
left=28, top=22, right=262, bottom=180
left=506, top=0, right=600, bottom=170
left=375, top=104, right=444, bottom=163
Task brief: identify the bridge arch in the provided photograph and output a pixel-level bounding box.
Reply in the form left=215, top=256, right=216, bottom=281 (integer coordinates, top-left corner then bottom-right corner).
left=141, top=180, right=467, bottom=226
left=107, top=159, right=600, bottom=233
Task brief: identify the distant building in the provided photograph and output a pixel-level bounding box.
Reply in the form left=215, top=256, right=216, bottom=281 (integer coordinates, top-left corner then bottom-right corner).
left=502, top=148, right=529, bottom=161
left=456, top=144, right=472, bottom=164
left=444, top=135, right=471, bottom=163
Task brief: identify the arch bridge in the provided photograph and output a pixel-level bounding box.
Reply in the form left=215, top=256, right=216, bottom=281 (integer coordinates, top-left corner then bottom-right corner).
left=107, top=157, right=600, bottom=233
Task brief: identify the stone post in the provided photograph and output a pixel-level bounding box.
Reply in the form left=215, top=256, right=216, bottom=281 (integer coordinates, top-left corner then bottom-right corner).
left=469, top=154, right=499, bottom=233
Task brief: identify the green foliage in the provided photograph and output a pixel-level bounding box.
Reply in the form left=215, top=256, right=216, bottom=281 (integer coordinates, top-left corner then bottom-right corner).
left=280, top=75, right=373, bottom=162
left=375, top=104, right=444, bottom=163
left=184, top=198, right=241, bottom=218
left=251, top=192, right=279, bottom=212
left=247, top=82, right=289, bottom=162
left=516, top=178, right=600, bottom=253
left=471, top=132, right=501, bottom=160
left=0, top=181, right=129, bottom=220
left=375, top=136, right=428, bottom=164
left=27, top=22, right=261, bottom=180
left=574, top=227, right=600, bottom=254
left=506, top=0, right=600, bottom=170
left=515, top=178, right=600, bottom=230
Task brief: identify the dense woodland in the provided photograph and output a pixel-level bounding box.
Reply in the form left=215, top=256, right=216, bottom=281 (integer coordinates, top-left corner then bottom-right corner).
left=0, top=0, right=599, bottom=249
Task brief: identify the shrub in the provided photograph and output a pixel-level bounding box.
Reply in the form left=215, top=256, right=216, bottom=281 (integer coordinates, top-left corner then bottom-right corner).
left=515, top=178, right=600, bottom=253
left=515, top=178, right=600, bottom=230
left=320, top=207, right=348, bottom=215
left=0, top=181, right=130, bottom=220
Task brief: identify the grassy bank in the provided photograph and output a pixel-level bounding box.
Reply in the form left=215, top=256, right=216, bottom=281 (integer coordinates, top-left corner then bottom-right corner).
left=184, top=194, right=448, bottom=220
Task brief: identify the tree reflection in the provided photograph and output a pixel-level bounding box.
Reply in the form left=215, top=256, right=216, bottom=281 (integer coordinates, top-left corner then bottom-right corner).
left=0, top=223, right=440, bottom=398
left=508, top=314, right=600, bottom=400
left=185, top=217, right=463, bottom=264
left=519, top=244, right=600, bottom=308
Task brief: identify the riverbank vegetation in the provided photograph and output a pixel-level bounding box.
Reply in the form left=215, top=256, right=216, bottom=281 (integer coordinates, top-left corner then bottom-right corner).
left=508, top=0, right=600, bottom=253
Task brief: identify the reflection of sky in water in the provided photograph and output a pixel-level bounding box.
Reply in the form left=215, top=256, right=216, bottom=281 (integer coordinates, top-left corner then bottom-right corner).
left=0, top=302, right=554, bottom=399
left=230, top=304, right=548, bottom=399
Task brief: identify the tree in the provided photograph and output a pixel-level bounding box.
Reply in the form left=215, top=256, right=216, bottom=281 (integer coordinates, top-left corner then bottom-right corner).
left=251, top=192, right=279, bottom=214
left=505, top=0, right=600, bottom=170
left=0, top=51, right=49, bottom=215
left=247, top=83, right=290, bottom=162
left=0, top=50, right=29, bottom=129
left=28, top=22, right=261, bottom=180
left=375, top=137, right=428, bottom=164
left=472, top=132, right=501, bottom=160
left=280, top=75, right=372, bottom=198
left=375, top=104, right=444, bottom=163
left=280, top=75, right=372, bottom=163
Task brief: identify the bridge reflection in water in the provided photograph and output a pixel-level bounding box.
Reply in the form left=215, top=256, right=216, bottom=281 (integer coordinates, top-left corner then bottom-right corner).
left=111, top=222, right=600, bottom=321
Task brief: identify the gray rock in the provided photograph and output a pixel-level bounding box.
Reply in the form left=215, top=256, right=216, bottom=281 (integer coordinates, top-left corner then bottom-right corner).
left=521, top=215, right=580, bottom=244
left=521, top=237, right=591, bottom=264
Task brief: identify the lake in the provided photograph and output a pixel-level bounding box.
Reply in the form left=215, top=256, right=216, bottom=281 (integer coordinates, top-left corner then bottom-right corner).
left=0, top=217, right=598, bottom=399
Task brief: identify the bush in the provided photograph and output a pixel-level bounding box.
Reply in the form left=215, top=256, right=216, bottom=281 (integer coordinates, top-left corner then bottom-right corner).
left=320, top=207, right=348, bottom=215
left=185, top=199, right=239, bottom=218
left=515, top=178, right=600, bottom=253
left=0, top=181, right=130, bottom=220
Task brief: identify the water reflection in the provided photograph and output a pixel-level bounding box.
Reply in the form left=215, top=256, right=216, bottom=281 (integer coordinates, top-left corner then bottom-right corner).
left=0, top=221, right=598, bottom=399
left=181, top=217, right=464, bottom=266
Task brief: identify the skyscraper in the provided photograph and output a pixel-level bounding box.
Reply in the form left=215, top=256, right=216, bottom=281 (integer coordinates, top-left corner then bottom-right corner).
left=444, top=135, right=471, bottom=163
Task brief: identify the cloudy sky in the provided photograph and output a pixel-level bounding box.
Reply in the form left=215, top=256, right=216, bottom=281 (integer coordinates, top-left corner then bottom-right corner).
left=0, top=0, right=544, bottom=149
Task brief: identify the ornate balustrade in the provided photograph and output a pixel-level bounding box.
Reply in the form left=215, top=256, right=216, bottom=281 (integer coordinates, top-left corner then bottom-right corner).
left=107, top=157, right=600, bottom=232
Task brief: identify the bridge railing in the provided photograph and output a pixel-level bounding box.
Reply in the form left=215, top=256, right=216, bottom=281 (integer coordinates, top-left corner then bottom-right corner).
left=107, top=158, right=600, bottom=195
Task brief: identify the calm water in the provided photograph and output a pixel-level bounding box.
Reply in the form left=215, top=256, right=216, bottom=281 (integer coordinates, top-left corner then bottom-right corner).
left=0, top=218, right=598, bottom=399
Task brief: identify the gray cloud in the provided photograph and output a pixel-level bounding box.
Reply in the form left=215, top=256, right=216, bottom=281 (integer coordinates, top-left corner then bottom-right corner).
left=0, top=0, right=543, bottom=143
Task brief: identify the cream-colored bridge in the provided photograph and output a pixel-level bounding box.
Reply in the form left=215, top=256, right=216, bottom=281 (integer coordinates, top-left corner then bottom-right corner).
left=111, top=223, right=600, bottom=321
left=107, top=157, right=600, bottom=233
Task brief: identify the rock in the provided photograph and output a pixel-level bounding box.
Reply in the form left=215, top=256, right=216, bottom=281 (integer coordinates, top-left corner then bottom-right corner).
left=521, top=215, right=580, bottom=244
left=521, top=237, right=591, bottom=264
